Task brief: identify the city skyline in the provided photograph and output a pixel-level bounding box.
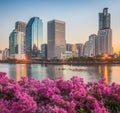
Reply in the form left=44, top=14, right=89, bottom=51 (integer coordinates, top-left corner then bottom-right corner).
left=0, top=0, right=120, bottom=53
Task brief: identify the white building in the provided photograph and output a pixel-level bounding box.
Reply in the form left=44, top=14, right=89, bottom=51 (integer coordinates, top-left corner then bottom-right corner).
left=47, top=19, right=66, bottom=59
left=0, top=50, right=2, bottom=60
left=97, top=29, right=112, bottom=55
left=83, top=34, right=97, bottom=57
left=9, top=30, right=26, bottom=59
left=2, top=48, right=9, bottom=60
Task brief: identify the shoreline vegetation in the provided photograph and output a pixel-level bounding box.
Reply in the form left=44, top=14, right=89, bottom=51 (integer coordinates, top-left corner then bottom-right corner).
left=0, top=59, right=120, bottom=65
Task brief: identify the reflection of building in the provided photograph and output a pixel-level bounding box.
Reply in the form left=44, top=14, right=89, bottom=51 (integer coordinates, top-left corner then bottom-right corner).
left=41, top=44, right=47, bottom=59
left=2, top=48, right=9, bottom=60
left=97, top=8, right=112, bottom=55
left=46, top=65, right=63, bottom=80
left=26, top=17, right=43, bottom=58
left=47, top=19, right=66, bottom=59
left=98, top=65, right=111, bottom=84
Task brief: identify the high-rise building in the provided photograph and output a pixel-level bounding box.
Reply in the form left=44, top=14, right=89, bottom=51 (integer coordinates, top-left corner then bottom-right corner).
left=97, top=8, right=112, bottom=55
left=66, top=43, right=72, bottom=51
left=83, top=34, right=97, bottom=57
left=47, top=19, right=66, bottom=59
left=26, top=17, right=43, bottom=58
left=99, top=8, right=110, bottom=30
left=9, top=29, right=26, bottom=59
left=2, top=48, right=9, bottom=60
left=76, top=43, right=84, bottom=57
left=0, top=50, right=2, bottom=60
left=15, top=21, right=26, bottom=32
left=9, top=30, right=18, bottom=55
left=41, top=44, right=47, bottom=59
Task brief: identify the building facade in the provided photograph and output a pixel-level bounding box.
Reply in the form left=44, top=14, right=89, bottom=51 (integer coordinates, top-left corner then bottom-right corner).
left=97, top=8, right=112, bottom=55
left=41, top=44, right=47, bottom=59
left=47, top=19, right=66, bottom=59
left=76, top=43, right=84, bottom=57
left=9, top=29, right=26, bottom=59
left=2, top=48, right=9, bottom=60
left=15, top=21, right=26, bottom=32
left=26, top=17, right=43, bottom=58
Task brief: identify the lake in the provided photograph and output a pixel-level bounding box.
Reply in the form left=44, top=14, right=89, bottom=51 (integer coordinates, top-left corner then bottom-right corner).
left=0, top=63, right=120, bottom=84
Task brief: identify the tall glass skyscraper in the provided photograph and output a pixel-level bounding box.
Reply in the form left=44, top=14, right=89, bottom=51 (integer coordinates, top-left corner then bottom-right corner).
left=99, top=8, right=110, bottom=30
left=26, top=17, right=43, bottom=57
left=97, top=8, right=112, bottom=55
left=9, top=30, right=18, bottom=54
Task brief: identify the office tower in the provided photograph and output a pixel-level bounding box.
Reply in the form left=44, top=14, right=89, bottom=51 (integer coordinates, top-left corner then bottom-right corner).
left=9, top=30, right=18, bottom=55
left=2, top=48, right=9, bottom=60
left=41, top=44, right=47, bottom=59
left=26, top=17, right=43, bottom=58
left=76, top=43, right=84, bottom=57
left=66, top=43, right=72, bottom=51
left=0, top=50, right=2, bottom=60
left=9, top=29, right=25, bottom=59
left=89, top=34, right=97, bottom=57
left=97, top=8, right=112, bottom=55
left=15, top=21, right=26, bottom=32
left=99, top=8, right=110, bottom=30
left=83, top=41, right=90, bottom=57
left=71, top=44, right=78, bottom=57
left=47, top=19, right=66, bottom=59
left=83, top=34, right=97, bottom=57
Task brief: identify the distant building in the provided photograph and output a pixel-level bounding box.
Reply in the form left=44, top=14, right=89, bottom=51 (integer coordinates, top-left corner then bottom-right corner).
left=97, top=8, right=112, bottom=55
left=9, top=29, right=26, bottom=59
left=0, top=50, right=2, bottom=60
left=66, top=43, right=72, bottom=51
left=2, top=48, right=9, bottom=60
left=71, top=44, right=78, bottom=57
left=41, top=44, right=47, bottom=59
left=26, top=17, right=43, bottom=58
left=83, top=41, right=90, bottom=57
left=47, top=19, right=66, bottom=59
left=15, top=21, right=26, bottom=33
left=76, top=43, right=84, bottom=57
left=83, top=34, right=97, bottom=57
left=61, top=51, right=73, bottom=59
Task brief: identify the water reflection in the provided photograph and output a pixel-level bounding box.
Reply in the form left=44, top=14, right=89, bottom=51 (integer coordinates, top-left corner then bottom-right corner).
left=46, top=65, right=63, bottom=80
left=0, top=64, right=120, bottom=84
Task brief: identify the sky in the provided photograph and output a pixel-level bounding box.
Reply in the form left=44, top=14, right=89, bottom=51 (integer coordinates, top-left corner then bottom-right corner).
left=0, top=0, right=120, bottom=53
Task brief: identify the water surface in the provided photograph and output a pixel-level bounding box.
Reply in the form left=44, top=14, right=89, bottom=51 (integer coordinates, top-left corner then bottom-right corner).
left=0, top=63, right=120, bottom=84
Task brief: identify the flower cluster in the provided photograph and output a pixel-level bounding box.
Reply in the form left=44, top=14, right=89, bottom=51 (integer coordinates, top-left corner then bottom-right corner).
left=0, top=72, right=120, bottom=113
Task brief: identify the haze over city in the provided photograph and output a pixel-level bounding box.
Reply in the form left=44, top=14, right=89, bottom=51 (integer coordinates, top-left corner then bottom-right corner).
left=0, top=0, right=120, bottom=53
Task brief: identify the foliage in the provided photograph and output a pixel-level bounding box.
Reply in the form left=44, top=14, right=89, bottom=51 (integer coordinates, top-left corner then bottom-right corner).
left=0, top=72, right=120, bottom=113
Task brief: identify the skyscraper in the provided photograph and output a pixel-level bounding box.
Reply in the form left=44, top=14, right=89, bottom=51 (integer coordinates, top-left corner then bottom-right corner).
left=83, top=34, right=97, bottom=57
left=99, top=8, right=110, bottom=30
left=47, top=19, right=66, bottom=59
left=97, top=8, right=112, bottom=55
left=9, top=21, right=26, bottom=59
left=9, top=29, right=26, bottom=59
left=26, top=17, right=43, bottom=58
left=15, top=21, right=26, bottom=32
